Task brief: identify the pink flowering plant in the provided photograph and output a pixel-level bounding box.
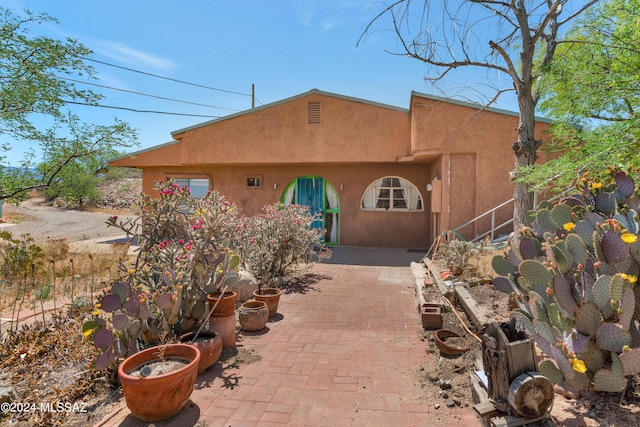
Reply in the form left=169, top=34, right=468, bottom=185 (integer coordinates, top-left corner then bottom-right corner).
left=235, top=203, right=330, bottom=288
left=83, top=179, right=241, bottom=369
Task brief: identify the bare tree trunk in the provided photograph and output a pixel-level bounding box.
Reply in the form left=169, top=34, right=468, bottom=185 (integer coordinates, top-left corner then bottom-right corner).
left=512, top=92, right=540, bottom=235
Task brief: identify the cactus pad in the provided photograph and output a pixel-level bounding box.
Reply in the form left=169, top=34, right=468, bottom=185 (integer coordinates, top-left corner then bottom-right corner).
left=615, top=171, right=635, bottom=198
left=574, top=220, right=598, bottom=248
left=553, top=274, right=578, bottom=317
left=112, top=281, right=130, bottom=303
left=619, top=287, right=635, bottom=330
left=519, top=238, right=539, bottom=260
left=619, top=347, right=640, bottom=375
left=93, top=328, right=114, bottom=351
left=601, top=230, right=629, bottom=264
left=492, top=255, right=516, bottom=277
left=520, top=259, right=553, bottom=285
left=573, top=302, right=602, bottom=336
left=508, top=247, right=523, bottom=269
left=596, top=323, right=631, bottom=352
left=595, top=192, right=616, bottom=215
left=565, top=234, right=588, bottom=267
left=592, top=275, right=615, bottom=319
left=552, top=203, right=573, bottom=227
left=100, top=294, right=122, bottom=313
left=577, top=337, right=605, bottom=373
left=536, top=208, right=559, bottom=233
left=492, top=275, right=515, bottom=293
left=563, top=371, right=590, bottom=392
left=593, top=368, right=627, bottom=392
left=538, top=360, right=564, bottom=384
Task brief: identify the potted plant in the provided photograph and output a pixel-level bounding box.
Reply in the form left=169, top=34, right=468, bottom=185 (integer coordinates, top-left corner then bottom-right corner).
left=236, top=203, right=331, bottom=317
left=82, top=180, right=242, bottom=420
left=118, top=343, right=200, bottom=422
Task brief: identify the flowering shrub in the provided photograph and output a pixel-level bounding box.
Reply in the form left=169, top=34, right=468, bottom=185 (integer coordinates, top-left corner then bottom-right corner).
left=83, top=179, right=241, bottom=369
left=235, top=203, right=330, bottom=287
left=491, top=169, right=640, bottom=393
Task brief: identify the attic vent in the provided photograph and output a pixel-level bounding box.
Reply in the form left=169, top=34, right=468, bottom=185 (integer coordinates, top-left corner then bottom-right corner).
left=308, top=102, right=321, bottom=124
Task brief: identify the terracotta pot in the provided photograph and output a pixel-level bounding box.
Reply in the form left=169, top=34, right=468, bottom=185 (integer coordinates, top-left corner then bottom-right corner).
left=238, top=301, right=269, bottom=331
left=207, top=290, right=237, bottom=318
left=253, top=288, right=282, bottom=317
left=434, top=329, right=470, bottom=356
left=208, top=314, right=236, bottom=348
left=179, top=330, right=222, bottom=373
left=118, top=344, right=200, bottom=422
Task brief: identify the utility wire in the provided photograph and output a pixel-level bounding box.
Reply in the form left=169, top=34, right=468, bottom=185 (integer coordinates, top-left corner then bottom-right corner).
left=57, top=75, right=243, bottom=112
left=66, top=101, right=221, bottom=118
left=80, top=55, right=260, bottom=101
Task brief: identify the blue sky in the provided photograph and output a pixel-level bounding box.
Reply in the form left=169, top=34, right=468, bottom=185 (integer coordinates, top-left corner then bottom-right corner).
left=3, top=0, right=520, bottom=165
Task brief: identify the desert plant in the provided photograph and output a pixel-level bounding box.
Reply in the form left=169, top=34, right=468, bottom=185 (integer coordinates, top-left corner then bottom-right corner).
left=235, top=203, right=330, bottom=288
left=492, top=169, right=640, bottom=393
left=434, top=238, right=481, bottom=275
left=83, top=179, right=241, bottom=369
left=0, top=231, right=45, bottom=333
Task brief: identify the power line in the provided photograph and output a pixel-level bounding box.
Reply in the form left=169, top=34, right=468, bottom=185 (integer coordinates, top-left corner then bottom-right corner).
left=58, top=75, right=243, bottom=112
left=80, top=56, right=255, bottom=99
left=66, top=101, right=222, bottom=118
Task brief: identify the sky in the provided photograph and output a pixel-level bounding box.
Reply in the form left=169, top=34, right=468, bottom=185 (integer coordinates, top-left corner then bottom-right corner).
left=2, top=0, right=521, bottom=165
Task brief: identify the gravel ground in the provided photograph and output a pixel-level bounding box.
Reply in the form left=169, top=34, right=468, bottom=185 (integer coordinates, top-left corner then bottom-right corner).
left=0, top=198, right=136, bottom=244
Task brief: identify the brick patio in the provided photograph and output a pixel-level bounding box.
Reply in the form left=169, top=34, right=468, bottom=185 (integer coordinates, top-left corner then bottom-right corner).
left=96, top=259, right=480, bottom=426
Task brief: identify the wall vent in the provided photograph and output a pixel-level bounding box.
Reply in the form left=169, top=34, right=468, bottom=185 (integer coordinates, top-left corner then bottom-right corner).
left=308, top=102, right=321, bottom=124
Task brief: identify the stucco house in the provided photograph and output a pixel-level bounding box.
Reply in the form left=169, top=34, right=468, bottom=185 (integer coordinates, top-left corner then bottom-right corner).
left=110, top=89, right=551, bottom=248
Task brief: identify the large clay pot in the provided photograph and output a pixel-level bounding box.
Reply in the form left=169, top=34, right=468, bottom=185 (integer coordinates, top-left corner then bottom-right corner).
left=208, top=314, right=236, bottom=348
left=253, top=288, right=282, bottom=317
left=118, top=344, right=200, bottom=422
left=179, top=330, right=222, bottom=373
left=238, top=301, right=269, bottom=331
left=207, top=290, right=237, bottom=318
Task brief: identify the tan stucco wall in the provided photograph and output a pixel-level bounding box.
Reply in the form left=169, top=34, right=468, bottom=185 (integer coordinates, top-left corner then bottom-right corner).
left=141, top=164, right=431, bottom=248
left=410, top=95, right=552, bottom=240
left=111, top=90, right=553, bottom=248
left=174, top=93, right=410, bottom=165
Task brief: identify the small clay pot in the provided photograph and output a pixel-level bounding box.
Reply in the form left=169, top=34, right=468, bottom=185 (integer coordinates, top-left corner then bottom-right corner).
left=253, top=288, right=282, bottom=317
left=434, top=329, right=470, bottom=356
left=207, top=290, right=237, bottom=318
left=238, top=300, right=269, bottom=331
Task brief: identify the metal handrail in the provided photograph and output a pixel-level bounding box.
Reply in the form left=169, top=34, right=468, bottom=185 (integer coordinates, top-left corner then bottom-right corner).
left=451, top=187, right=573, bottom=243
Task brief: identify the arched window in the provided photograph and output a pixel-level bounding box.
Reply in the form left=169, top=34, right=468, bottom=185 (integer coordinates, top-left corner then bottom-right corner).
left=361, top=176, right=423, bottom=211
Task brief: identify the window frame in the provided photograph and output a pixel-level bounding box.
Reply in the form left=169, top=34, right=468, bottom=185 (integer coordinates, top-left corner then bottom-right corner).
left=172, top=177, right=210, bottom=198
left=360, top=176, right=423, bottom=212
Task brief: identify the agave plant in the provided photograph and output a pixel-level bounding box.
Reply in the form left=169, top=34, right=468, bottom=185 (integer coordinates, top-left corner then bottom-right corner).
left=492, top=170, right=640, bottom=392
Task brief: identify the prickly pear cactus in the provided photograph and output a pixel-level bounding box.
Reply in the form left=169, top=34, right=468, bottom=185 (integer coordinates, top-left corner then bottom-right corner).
left=492, top=170, right=640, bottom=393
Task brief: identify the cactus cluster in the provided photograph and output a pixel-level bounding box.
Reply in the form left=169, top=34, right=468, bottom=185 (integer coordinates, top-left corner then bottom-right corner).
left=83, top=180, right=241, bottom=369
left=492, top=170, right=640, bottom=392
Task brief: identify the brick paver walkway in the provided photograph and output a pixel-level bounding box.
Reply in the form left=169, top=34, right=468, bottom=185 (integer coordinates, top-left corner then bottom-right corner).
left=96, top=262, right=480, bottom=426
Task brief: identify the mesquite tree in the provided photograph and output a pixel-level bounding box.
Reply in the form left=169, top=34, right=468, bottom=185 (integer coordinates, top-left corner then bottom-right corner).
left=360, top=0, right=598, bottom=233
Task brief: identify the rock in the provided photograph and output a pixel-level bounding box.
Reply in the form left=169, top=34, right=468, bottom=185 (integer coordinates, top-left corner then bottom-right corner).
left=438, top=379, right=452, bottom=390
left=445, top=398, right=456, bottom=408
left=434, top=403, right=441, bottom=409
left=428, top=372, right=439, bottom=382
left=229, top=268, right=258, bottom=302
left=0, top=385, right=19, bottom=405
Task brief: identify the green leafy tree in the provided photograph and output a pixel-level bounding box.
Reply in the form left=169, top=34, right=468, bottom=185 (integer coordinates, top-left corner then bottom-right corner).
left=0, top=7, right=137, bottom=203
left=525, top=0, right=640, bottom=191
left=360, top=1, right=598, bottom=232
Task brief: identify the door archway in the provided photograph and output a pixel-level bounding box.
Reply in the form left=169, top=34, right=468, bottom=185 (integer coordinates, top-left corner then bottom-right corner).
left=281, top=176, right=340, bottom=246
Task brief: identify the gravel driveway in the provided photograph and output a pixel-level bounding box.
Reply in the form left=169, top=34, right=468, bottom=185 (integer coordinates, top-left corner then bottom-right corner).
left=0, top=198, right=135, bottom=244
